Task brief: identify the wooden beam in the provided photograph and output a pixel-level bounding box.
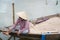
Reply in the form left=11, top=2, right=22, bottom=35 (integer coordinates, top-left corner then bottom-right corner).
left=12, top=2, right=15, bottom=24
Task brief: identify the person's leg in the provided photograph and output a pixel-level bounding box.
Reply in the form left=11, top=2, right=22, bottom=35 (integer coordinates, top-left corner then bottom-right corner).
left=22, top=30, right=28, bottom=34
left=19, top=30, right=28, bottom=40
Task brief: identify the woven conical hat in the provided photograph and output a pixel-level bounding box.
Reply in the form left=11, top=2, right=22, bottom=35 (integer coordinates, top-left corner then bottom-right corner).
left=16, top=11, right=28, bottom=20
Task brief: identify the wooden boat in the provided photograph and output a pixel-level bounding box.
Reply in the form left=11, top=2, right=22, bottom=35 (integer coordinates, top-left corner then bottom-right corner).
left=0, top=14, right=60, bottom=40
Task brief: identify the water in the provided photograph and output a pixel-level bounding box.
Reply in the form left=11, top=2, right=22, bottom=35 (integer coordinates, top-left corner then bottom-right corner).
left=0, top=32, right=19, bottom=40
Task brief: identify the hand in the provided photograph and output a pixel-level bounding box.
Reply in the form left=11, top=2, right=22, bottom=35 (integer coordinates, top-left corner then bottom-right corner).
left=3, top=31, right=9, bottom=35
left=2, top=29, right=11, bottom=35
left=15, top=31, right=20, bottom=36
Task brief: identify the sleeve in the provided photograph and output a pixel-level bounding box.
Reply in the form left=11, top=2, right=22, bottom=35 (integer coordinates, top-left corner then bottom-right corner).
left=9, top=18, right=20, bottom=30
left=19, top=21, right=30, bottom=33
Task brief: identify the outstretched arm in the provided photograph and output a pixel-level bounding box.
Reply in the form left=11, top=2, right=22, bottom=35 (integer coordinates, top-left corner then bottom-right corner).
left=9, top=18, right=20, bottom=30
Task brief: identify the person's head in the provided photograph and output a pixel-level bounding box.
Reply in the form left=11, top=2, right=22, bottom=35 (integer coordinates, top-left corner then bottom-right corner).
left=16, top=11, right=28, bottom=21
left=19, top=17, right=26, bottom=21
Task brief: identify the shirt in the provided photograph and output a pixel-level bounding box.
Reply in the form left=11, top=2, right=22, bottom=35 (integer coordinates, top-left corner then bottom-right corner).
left=9, top=18, right=30, bottom=33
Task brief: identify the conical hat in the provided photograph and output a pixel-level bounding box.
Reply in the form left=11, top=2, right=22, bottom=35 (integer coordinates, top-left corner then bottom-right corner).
left=16, top=11, right=28, bottom=20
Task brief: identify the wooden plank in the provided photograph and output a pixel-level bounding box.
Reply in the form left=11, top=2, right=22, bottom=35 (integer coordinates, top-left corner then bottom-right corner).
left=9, top=32, right=41, bottom=40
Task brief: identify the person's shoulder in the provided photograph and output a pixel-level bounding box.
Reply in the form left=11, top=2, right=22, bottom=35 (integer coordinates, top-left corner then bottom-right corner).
left=26, top=21, right=30, bottom=24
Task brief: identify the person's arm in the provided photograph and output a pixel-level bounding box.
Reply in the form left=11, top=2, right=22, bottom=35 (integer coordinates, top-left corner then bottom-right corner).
left=19, top=21, right=30, bottom=33
left=9, top=18, right=20, bottom=30
left=3, top=18, right=20, bottom=35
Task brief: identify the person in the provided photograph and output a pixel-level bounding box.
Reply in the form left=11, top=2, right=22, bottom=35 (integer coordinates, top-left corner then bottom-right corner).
left=3, top=11, right=30, bottom=35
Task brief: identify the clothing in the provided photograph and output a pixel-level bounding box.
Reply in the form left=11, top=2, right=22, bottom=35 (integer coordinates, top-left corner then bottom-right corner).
left=9, top=18, right=30, bottom=33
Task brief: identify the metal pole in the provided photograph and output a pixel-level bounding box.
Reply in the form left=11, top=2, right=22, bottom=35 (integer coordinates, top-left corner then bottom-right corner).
left=12, top=0, right=15, bottom=24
